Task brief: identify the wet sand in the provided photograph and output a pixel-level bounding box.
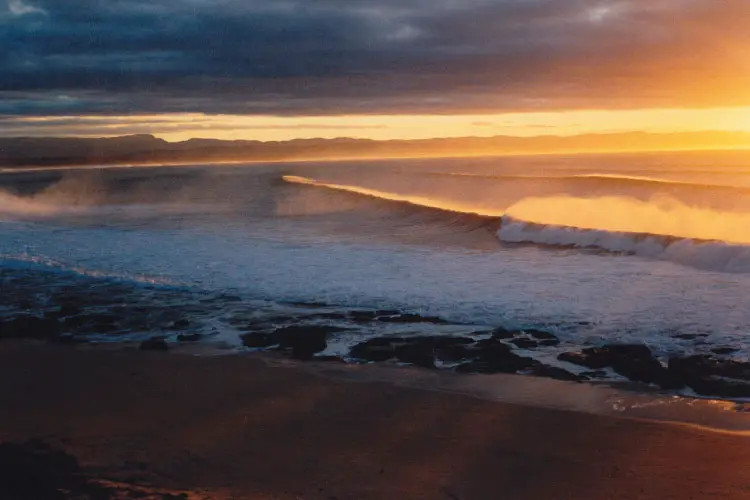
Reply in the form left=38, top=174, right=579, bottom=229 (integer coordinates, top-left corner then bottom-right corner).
left=1, top=341, right=749, bottom=500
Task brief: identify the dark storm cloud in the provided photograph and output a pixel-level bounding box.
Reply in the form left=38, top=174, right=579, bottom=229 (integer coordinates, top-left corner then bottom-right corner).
left=1, top=0, right=750, bottom=118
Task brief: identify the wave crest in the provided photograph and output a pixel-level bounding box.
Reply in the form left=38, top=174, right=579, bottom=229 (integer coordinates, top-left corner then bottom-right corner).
left=498, top=216, right=750, bottom=273
left=284, top=174, right=750, bottom=272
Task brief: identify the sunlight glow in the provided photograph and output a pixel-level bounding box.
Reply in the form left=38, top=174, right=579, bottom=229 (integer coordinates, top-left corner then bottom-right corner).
left=506, top=196, right=750, bottom=244
left=5, top=107, right=750, bottom=147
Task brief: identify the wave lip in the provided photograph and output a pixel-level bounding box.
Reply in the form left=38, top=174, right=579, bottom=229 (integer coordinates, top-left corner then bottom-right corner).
left=282, top=174, right=503, bottom=217
left=498, top=215, right=750, bottom=273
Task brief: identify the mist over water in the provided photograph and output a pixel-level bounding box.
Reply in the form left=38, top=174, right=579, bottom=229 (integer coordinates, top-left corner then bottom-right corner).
left=504, top=195, right=750, bottom=243
left=2, top=151, right=750, bottom=387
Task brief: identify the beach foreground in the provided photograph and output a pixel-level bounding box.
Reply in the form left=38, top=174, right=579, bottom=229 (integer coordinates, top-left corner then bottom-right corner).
left=1, top=341, right=749, bottom=500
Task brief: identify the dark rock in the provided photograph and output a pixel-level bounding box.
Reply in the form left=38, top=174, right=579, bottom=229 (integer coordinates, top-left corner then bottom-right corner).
left=313, top=355, right=345, bottom=363
left=539, top=339, right=561, bottom=347
left=491, top=327, right=516, bottom=339
left=58, top=303, right=82, bottom=318
left=349, top=336, right=473, bottom=368
left=350, top=337, right=403, bottom=362
left=200, top=294, right=242, bottom=304
left=395, top=342, right=436, bottom=369
left=527, top=365, right=585, bottom=382
left=42, top=311, right=59, bottom=322
left=62, top=314, right=88, bottom=329
left=17, top=299, right=34, bottom=310
left=241, top=325, right=342, bottom=355
left=169, top=319, right=191, bottom=330
left=558, top=344, right=680, bottom=388
left=581, top=370, right=609, bottom=379
left=691, top=379, right=750, bottom=398
left=431, top=336, right=475, bottom=348
left=241, top=332, right=277, bottom=348
left=273, top=325, right=333, bottom=360
left=140, top=338, right=169, bottom=351
left=349, top=310, right=400, bottom=322
left=668, top=355, right=750, bottom=398
left=510, top=338, right=540, bottom=349
left=432, top=337, right=476, bottom=362
left=524, top=329, right=558, bottom=341
left=711, top=347, right=739, bottom=355
left=348, top=310, right=378, bottom=322
left=288, top=301, right=330, bottom=308
left=672, top=333, right=709, bottom=340
left=669, top=355, right=750, bottom=381
left=374, top=309, right=401, bottom=317
left=558, top=351, right=605, bottom=368
left=176, top=333, right=202, bottom=342
left=121, top=317, right=152, bottom=332
left=66, top=313, right=122, bottom=334
left=558, top=345, right=651, bottom=369
left=435, top=345, right=474, bottom=362
left=376, top=313, right=449, bottom=324
left=468, top=329, right=493, bottom=336
left=455, top=339, right=537, bottom=374
left=238, top=316, right=294, bottom=330
left=45, top=303, right=82, bottom=319
left=300, top=312, right=349, bottom=321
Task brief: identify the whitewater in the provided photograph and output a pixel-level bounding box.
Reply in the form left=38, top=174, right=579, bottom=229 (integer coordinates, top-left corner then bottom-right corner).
left=2, top=151, right=750, bottom=397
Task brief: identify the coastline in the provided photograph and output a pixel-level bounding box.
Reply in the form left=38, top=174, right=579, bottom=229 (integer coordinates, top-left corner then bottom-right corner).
left=3, top=145, right=750, bottom=174
left=2, top=340, right=749, bottom=499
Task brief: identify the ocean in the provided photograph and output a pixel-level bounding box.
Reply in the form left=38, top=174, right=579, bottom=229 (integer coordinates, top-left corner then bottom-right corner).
left=2, top=150, right=750, bottom=406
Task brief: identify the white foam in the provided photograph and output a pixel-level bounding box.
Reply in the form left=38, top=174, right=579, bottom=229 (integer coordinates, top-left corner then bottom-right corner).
left=498, top=216, right=750, bottom=273
left=2, top=217, right=750, bottom=361
left=3, top=161, right=750, bottom=365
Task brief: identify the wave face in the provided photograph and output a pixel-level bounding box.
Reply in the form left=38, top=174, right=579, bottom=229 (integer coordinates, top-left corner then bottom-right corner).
left=281, top=172, right=750, bottom=273
left=282, top=175, right=503, bottom=217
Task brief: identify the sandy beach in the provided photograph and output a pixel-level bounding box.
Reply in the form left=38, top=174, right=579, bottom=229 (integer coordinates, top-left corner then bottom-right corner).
left=1, top=341, right=748, bottom=500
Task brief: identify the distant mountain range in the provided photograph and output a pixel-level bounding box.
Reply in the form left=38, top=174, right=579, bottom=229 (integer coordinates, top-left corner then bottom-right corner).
left=2, top=131, right=750, bottom=167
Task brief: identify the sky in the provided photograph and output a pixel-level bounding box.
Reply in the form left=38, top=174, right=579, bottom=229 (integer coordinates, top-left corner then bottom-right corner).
left=2, top=0, right=750, bottom=142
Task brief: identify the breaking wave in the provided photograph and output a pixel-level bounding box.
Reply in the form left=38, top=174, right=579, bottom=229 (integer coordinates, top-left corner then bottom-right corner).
left=498, top=216, right=750, bottom=273
left=283, top=174, right=750, bottom=273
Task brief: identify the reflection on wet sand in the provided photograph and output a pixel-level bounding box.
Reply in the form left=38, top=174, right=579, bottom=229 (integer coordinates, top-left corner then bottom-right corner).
left=1, top=342, right=748, bottom=500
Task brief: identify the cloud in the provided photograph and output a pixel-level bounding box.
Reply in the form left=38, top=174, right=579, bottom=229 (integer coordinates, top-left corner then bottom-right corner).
left=1, top=0, right=749, bottom=120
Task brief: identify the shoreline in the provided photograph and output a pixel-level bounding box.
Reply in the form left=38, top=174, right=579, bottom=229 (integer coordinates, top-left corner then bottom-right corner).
left=2, top=340, right=750, bottom=499
left=83, top=340, right=750, bottom=433
left=3, top=259, right=749, bottom=405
